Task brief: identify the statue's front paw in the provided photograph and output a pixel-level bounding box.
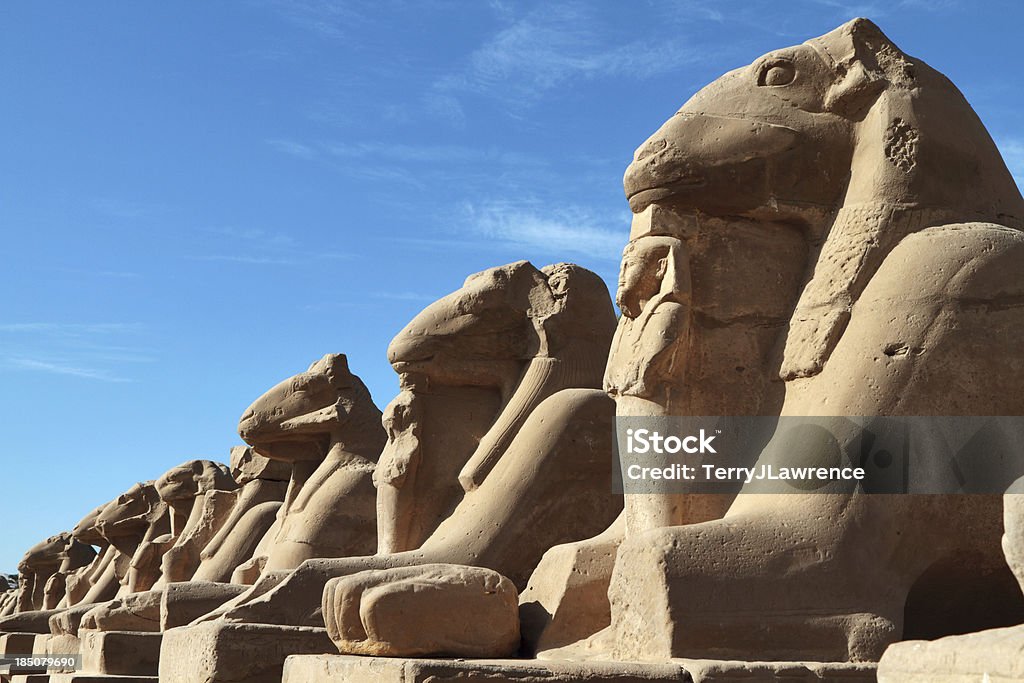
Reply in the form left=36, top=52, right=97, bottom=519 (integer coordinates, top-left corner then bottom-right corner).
left=219, top=595, right=280, bottom=625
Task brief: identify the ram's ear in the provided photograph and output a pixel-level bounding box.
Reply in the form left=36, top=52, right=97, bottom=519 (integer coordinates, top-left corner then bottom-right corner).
left=310, top=353, right=352, bottom=388
left=825, top=61, right=887, bottom=117
left=811, top=18, right=912, bottom=118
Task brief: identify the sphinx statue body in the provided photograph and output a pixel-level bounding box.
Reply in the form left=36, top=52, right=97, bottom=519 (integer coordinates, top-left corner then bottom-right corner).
left=878, top=476, right=1024, bottom=679
left=7, top=15, right=1024, bottom=683
left=588, top=17, right=1024, bottom=664
left=157, top=261, right=622, bottom=682
left=0, top=457, right=287, bottom=676
left=0, top=482, right=168, bottom=640
left=11, top=532, right=95, bottom=615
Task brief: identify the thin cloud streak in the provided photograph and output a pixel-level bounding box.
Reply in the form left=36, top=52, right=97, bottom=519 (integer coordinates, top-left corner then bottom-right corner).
left=89, top=198, right=159, bottom=220
left=0, top=323, right=151, bottom=382
left=6, top=358, right=132, bottom=383
left=266, top=139, right=317, bottom=160
left=434, top=3, right=702, bottom=104
left=462, top=201, right=627, bottom=261
left=191, top=254, right=302, bottom=265
left=371, top=290, right=440, bottom=302
left=189, top=225, right=353, bottom=266
left=0, top=323, right=144, bottom=336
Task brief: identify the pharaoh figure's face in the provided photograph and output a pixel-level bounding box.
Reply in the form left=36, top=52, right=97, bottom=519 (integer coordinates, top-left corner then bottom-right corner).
left=374, top=391, right=422, bottom=490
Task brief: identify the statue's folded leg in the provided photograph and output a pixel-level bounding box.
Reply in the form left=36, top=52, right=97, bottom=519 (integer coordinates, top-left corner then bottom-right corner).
left=160, top=581, right=248, bottom=630
left=609, top=493, right=1016, bottom=662
left=0, top=608, right=63, bottom=634
left=79, top=590, right=163, bottom=632
left=218, top=555, right=417, bottom=627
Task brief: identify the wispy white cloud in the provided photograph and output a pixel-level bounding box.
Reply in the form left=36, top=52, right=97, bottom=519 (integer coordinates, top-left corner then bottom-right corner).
left=421, top=93, right=467, bottom=127
left=371, top=290, right=440, bottom=302
left=0, top=323, right=149, bottom=383
left=270, top=0, right=366, bottom=39
left=89, top=198, right=158, bottom=220
left=50, top=267, right=140, bottom=279
left=807, top=0, right=964, bottom=18
left=202, top=226, right=296, bottom=247
left=6, top=358, right=131, bottom=383
left=270, top=0, right=460, bottom=41
left=191, top=254, right=303, bottom=265
left=266, top=139, right=317, bottom=160
left=0, top=323, right=144, bottom=336
left=322, top=141, right=541, bottom=166
left=190, top=224, right=352, bottom=266
left=461, top=200, right=627, bottom=261
left=434, top=3, right=702, bottom=104
left=190, top=251, right=351, bottom=266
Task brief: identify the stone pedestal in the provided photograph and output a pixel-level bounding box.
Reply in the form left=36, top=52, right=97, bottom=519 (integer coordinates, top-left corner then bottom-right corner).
left=159, top=621, right=333, bottom=683
left=280, top=655, right=879, bottom=682
left=79, top=631, right=161, bottom=677
left=282, top=656, right=689, bottom=682
left=46, top=633, right=81, bottom=659
left=0, top=634, right=39, bottom=657
left=48, top=676, right=157, bottom=682
left=0, top=633, right=47, bottom=678
left=877, top=624, right=1024, bottom=682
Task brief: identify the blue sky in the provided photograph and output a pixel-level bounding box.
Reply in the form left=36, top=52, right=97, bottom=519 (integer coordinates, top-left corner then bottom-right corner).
left=1, top=0, right=1021, bottom=571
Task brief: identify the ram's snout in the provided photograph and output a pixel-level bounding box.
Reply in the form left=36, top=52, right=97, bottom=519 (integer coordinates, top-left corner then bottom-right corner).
left=624, top=113, right=800, bottom=214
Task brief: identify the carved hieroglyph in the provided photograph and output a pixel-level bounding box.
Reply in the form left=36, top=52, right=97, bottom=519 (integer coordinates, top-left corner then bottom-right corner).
left=599, top=17, right=1024, bottom=663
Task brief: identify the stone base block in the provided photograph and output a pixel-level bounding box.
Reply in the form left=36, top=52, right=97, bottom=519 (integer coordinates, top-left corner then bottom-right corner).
left=877, top=624, right=1024, bottom=682
left=46, top=633, right=81, bottom=657
left=159, top=621, right=333, bottom=683
left=0, top=633, right=48, bottom=678
left=282, top=656, right=690, bottom=682
left=282, top=655, right=878, bottom=682
left=681, top=659, right=876, bottom=681
left=80, top=631, right=161, bottom=677
left=48, top=676, right=157, bottom=682
left=0, top=634, right=40, bottom=658
left=42, top=633, right=82, bottom=674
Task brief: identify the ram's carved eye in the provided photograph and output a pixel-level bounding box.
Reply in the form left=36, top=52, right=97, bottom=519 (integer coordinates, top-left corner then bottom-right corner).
left=758, top=60, right=796, bottom=87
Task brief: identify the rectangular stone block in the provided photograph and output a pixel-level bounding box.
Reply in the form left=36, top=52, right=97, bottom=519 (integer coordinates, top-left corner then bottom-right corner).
left=0, top=633, right=47, bottom=676
left=80, top=631, right=161, bottom=677
left=282, top=655, right=691, bottom=682
left=48, top=676, right=157, bottom=682
left=160, top=622, right=334, bottom=683
left=47, top=633, right=81, bottom=657
left=877, top=624, right=1024, bottom=682
left=29, top=636, right=48, bottom=657
left=680, top=658, right=877, bottom=681
left=0, top=633, right=39, bottom=658
left=281, top=655, right=879, bottom=683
